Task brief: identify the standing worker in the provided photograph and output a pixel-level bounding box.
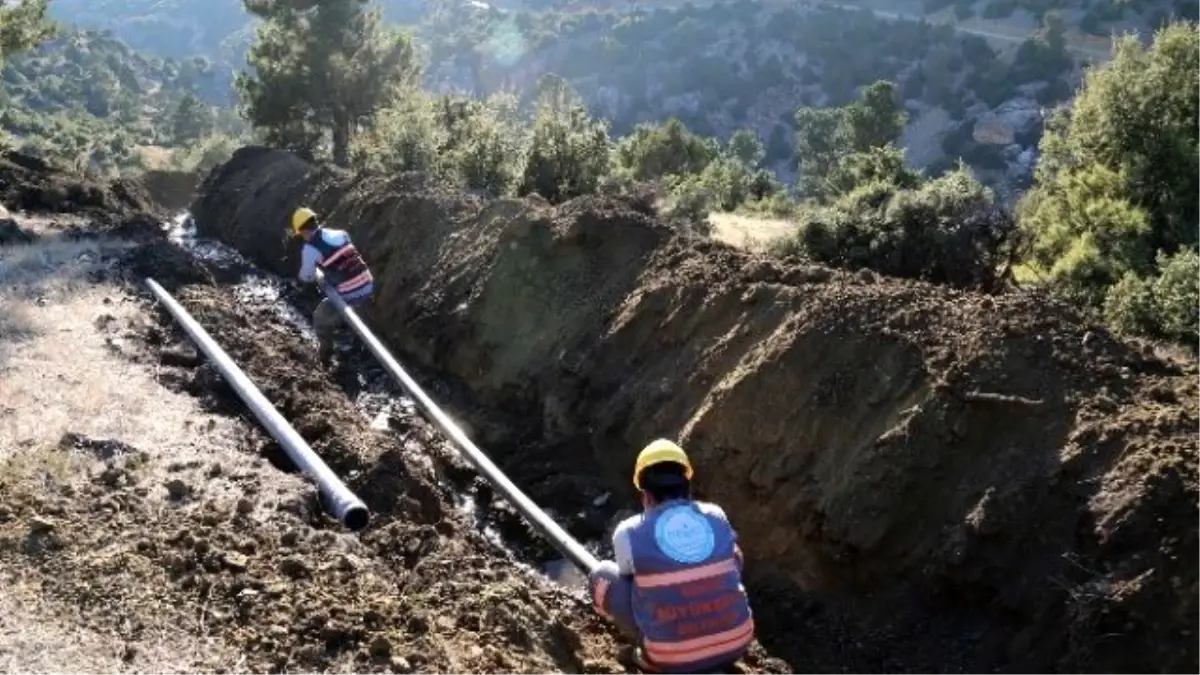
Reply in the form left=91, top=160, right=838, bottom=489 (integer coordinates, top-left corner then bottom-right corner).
left=290, top=207, right=375, bottom=366
left=589, top=439, right=755, bottom=674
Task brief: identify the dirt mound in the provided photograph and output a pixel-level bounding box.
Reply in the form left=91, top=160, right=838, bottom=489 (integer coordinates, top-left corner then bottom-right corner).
left=193, top=146, right=1199, bottom=673
left=0, top=151, right=163, bottom=226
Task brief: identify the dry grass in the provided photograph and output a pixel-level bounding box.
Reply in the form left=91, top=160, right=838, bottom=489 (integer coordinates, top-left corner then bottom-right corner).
left=709, top=212, right=796, bottom=251
left=0, top=237, right=204, bottom=454
left=0, top=302, right=36, bottom=347
left=0, top=283, right=235, bottom=455
left=0, top=569, right=243, bottom=674
left=0, top=581, right=133, bottom=674
left=136, top=144, right=175, bottom=170
left=0, top=234, right=274, bottom=672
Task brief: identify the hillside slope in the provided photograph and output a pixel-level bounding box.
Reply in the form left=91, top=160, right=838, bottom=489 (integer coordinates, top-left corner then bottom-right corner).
left=192, top=146, right=1198, bottom=673
left=46, top=0, right=1183, bottom=191
left=0, top=29, right=240, bottom=175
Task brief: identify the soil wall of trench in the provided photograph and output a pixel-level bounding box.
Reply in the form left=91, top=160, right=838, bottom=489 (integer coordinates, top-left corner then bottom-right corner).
left=191, top=146, right=1198, bottom=673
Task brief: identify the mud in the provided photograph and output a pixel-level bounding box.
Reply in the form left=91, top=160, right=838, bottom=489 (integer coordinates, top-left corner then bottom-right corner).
left=0, top=152, right=801, bottom=673
left=190, top=146, right=1199, bottom=673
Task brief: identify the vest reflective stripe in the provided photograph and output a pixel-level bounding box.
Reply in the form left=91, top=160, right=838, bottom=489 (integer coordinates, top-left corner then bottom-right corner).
left=336, top=269, right=373, bottom=295
left=308, top=228, right=372, bottom=296
left=643, top=618, right=755, bottom=665
left=635, top=557, right=739, bottom=589
left=321, top=244, right=355, bottom=268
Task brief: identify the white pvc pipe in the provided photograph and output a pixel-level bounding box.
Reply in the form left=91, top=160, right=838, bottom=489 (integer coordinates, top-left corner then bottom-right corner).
left=145, top=277, right=370, bottom=531
left=316, top=271, right=599, bottom=572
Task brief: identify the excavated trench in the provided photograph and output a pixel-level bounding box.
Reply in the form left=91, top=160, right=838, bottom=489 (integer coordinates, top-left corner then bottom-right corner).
left=2, top=150, right=793, bottom=674
left=181, top=146, right=1199, bottom=675
left=161, top=211, right=601, bottom=591
left=4, top=147, right=1196, bottom=674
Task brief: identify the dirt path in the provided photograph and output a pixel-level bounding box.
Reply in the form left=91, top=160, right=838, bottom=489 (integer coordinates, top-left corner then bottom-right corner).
left=709, top=212, right=794, bottom=250
left=0, top=230, right=251, bottom=672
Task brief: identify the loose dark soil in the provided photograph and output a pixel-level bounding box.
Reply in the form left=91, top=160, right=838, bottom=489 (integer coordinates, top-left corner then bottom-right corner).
left=1, top=151, right=788, bottom=674
left=186, top=146, right=1198, bottom=674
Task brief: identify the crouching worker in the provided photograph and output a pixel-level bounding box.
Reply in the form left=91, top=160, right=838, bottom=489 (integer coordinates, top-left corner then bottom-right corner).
left=290, top=207, right=375, bottom=365
left=589, top=439, right=754, bottom=674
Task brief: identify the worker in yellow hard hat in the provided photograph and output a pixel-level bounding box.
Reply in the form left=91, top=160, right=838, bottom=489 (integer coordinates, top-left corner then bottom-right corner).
left=588, top=439, right=754, bottom=674
left=290, top=206, right=375, bottom=366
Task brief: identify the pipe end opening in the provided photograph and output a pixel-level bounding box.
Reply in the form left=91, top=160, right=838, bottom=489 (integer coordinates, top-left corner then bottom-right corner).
left=343, top=506, right=370, bottom=532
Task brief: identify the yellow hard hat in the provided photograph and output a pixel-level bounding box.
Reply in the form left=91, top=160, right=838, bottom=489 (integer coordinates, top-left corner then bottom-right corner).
left=290, top=207, right=317, bottom=236
left=633, top=439, right=694, bottom=490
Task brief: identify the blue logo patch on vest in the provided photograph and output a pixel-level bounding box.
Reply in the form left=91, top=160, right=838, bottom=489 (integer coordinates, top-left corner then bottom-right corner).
left=654, top=505, right=715, bottom=564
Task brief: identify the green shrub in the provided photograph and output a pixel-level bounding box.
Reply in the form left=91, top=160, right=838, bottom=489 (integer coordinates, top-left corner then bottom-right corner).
left=614, top=118, right=719, bottom=180
left=1020, top=163, right=1152, bottom=306
left=1151, top=248, right=1200, bottom=344
left=518, top=77, right=613, bottom=203
left=665, top=179, right=714, bottom=224
left=1103, top=248, right=1199, bottom=344
left=789, top=166, right=1020, bottom=290
left=1020, top=23, right=1198, bottom=320
left=1103, top=271, right=1157, bottom=337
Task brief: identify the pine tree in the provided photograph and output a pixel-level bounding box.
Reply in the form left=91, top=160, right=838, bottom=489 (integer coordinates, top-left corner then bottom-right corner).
left=172, top=92, right=213, bottom=145
left=0, top=0, right=56, bottom=68
left=518, top=75, right=612, bottom=203
left=236, top=0, right=418, bottom=166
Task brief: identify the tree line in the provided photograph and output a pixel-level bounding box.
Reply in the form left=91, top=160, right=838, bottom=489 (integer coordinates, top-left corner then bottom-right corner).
left=1, top=0, right=1195, bottom=347
left=0, top=1, right=248, bottom=175
left=233, top=0, right=1197, bottom=346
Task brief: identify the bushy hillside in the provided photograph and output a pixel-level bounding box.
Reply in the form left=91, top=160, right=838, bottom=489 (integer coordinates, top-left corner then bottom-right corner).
left=921, top=0, right=1197, bottom=35
left=0, top=29, right=245, bottom=175
left=422, top=1, right=1080, bottom=189
left=14, top=0, right=1199, bottom=347
left=45, top=0, right=427, bottom=70
left=49, top=0, right=1178, bottom=194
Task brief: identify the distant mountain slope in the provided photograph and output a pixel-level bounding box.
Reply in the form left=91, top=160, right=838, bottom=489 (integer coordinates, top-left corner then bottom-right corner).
left=41, top=0, right=1188, bottom=191
left=418, top=1, right=1082, bottom=192
left=0, top=29, right=239, bottom=174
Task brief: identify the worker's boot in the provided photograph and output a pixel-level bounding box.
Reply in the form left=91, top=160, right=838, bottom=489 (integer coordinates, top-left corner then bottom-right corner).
left=616, top=647, right=661, bottom=674
left=317, top=339, right=335, bottom=367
